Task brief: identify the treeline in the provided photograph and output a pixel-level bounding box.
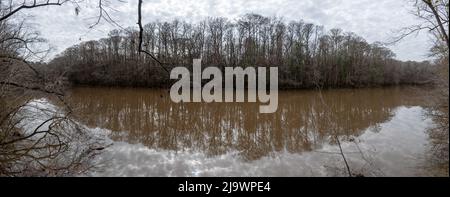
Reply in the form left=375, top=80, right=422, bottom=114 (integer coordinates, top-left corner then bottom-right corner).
left=49, top=14, right=435, bottom=88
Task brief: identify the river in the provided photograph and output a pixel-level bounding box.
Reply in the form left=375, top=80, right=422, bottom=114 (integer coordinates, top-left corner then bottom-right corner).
left=58, top=86, right=445, bottom=177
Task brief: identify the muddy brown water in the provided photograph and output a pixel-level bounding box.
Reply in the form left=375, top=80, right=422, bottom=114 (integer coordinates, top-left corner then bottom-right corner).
left=63, top=86, right=446, bottom=177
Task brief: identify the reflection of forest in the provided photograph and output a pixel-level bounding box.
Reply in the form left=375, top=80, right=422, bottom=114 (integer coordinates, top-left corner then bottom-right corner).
left=65, top=86, right=429, bottom=160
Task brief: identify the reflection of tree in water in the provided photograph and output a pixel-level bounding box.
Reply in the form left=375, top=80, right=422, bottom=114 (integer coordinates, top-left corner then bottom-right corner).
left=426, top=121, right=449, bottom=176
left=424, top=85, right=449, bottom=176
left=65, top=87, right=429, bottom=161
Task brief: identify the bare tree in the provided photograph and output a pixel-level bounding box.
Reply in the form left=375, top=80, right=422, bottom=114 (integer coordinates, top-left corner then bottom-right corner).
left=392, top=0, right=449, bottom=175
left=55, top=12, right=434, bottom=88
left=393, top=0, right=449, bottom=53
left=0, top=0, right=114, bottom=176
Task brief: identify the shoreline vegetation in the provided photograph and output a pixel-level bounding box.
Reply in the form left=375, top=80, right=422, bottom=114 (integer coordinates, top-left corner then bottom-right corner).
left=1, top=1, right=448, bottom=177
left=45, top=14, right=436, bottom=89
left=67, top=83, right=436, bottom=91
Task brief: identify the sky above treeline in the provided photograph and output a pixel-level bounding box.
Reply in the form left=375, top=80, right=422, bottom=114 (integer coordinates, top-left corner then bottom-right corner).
left=25, top=0, right=431, bottom=62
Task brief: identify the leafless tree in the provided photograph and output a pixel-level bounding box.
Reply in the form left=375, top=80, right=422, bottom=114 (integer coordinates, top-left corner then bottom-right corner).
left=54, top=12, right=435, bottom=88
left=392, top=0, right=449, bottom=175
left=0, top=0, right=115, bottom=176
left=393, top=0, right=449, bottom=53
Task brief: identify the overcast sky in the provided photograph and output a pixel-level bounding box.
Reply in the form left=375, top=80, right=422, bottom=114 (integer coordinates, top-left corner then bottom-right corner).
left=26, top=0, right=432, bottom=61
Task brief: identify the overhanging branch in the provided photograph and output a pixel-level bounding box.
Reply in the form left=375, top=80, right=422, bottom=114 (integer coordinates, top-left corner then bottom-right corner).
left=137, top=0, right=170, bottom=74
left=0, top=1, right=69, bottom=22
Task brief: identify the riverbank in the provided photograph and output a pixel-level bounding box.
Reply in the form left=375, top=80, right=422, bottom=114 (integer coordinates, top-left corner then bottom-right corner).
left=67, top=81, right=436, bottom=91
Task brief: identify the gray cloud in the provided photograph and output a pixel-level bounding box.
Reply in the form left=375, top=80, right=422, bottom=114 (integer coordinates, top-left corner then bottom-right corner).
left=28, top=0, right=431, bottom=61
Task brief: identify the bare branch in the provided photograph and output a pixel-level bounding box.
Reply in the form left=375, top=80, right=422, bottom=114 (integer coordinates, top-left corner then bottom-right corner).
left=0, top=0, right=69, bottom=22
left=137, top=0, right=170, bottom=74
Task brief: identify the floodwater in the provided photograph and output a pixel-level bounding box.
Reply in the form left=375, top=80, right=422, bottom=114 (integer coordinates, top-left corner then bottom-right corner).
left=63, top=86, right=446, bottom=177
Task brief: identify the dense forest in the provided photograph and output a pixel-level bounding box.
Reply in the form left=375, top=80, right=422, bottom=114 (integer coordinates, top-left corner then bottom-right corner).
left=48, top=14, right=435, bottom=88
left=1, top=0, right=447, bottom=177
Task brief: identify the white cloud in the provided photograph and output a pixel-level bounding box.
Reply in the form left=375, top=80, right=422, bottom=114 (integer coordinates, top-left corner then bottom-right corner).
left=27, top=0, right=431, bottom=61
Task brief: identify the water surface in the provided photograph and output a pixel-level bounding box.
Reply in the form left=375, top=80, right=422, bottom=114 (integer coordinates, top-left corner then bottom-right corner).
left=64, top=87, right=442, bottom=176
